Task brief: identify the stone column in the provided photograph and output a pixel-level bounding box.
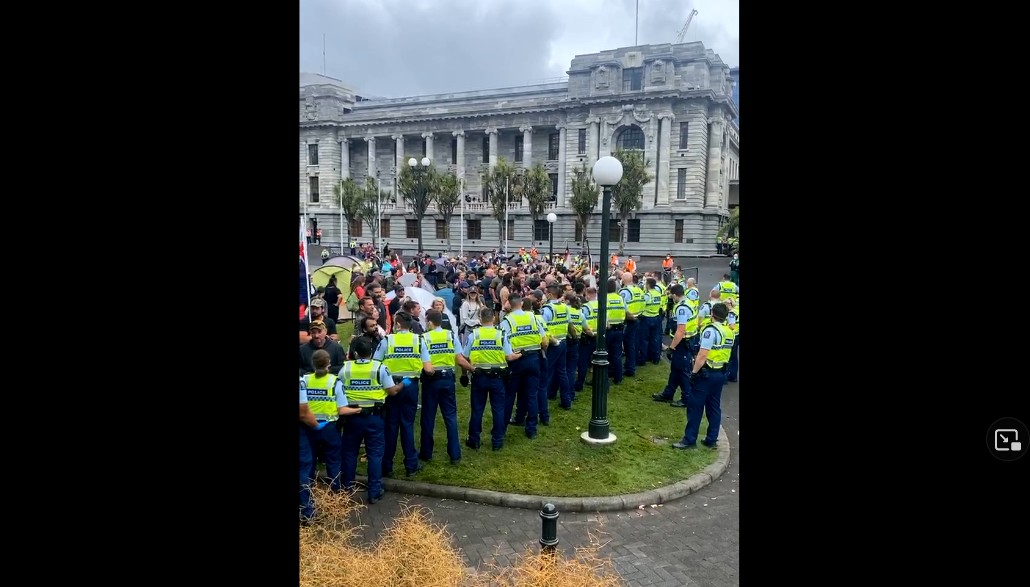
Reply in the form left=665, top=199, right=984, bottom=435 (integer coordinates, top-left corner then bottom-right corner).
left=391, top=134, right=404, bottom=206
left=599, top=119, right=611, bottom=158
left=656, top=113, right=673, bottom=206
left=587, top=117, right=599, bottom=168
left=519, top=125, right=533, bottom=167
left=365, top=136, right=377, bottom=180
left=556, top=123, right=567, bottom=208
left=487, top=127, right=498, bottom=170
left=339, top=137, right=350, bottom=180
left=422, top=132, right=435, bottom=165
left=452, top=130, right=466, bottom=183
left=704, top=119, right=724, bottom=210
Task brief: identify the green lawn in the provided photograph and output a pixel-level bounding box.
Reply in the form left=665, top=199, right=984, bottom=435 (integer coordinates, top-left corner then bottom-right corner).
left=332, top=321, right=718, bottom=497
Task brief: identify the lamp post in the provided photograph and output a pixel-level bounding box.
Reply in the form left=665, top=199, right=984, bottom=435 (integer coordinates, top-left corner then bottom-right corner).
left=547, top=212, right=557, bottom=264
left=407, top=156, right=431, bottom=253
left=582, top=155, right=623, bottom=446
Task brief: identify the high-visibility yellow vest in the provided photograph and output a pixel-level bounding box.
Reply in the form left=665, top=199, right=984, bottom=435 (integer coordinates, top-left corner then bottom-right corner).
left=383, top=331, right=424, bottom=377
left=584, top=301, right=599, bottom=332
left=698, top=301, right=714, bottom=331
left=503, top=311, right=542, bottom=351
left=569, top=308, right=583, bottom=338
left=468, top=327, right=507, bottom=369
left=642, top=288, right=663, bottom=318
left=717, top=281, right=738, bottom=304
left=728, top=305, right=738, bottom=334
left=304, top=373, right=339, bottom=421
left=686, top=287, right=700, bottom=309
left=545, top=301, right=570, bottom=340
left=340, top=360, right=387, bottom=405
left=424, top=329, right=456, bottom=368
left=606, top=293, right=626, bottom=324
left=703, top=322, right=735, bottom=369
left=654, top=282, right=667, bottom=312
left=675, top=298, right=700, bottom=337
left=621, top=285, right=646, bottom=315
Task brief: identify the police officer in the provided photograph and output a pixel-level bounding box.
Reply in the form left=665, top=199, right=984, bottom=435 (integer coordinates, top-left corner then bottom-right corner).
left=729, top=252, right=739, bottom=286
left=500, top=295, right=544, bottom=438
left=673, top=303, right=734, bottom=449
left=303, top=349, right=345, bottom=492
left=641, top=277, right=664, bottom=365
left=603, top=279, right=628, bottom=384
left=564, top=291, right=585, bottom=399
left=716, top=274, right=739, bottom=305
left=696, top=289, right=722, bottom=334
left=374, top=311, right=434, bottom=477
left=336, top=337, right=408, bottom=503
left=300, top=376, right=323, bottom=522
left=574, top=287, right=598, bottom=392
left=619, top=272, right=645, bottom=377
left=542, top=284, right=574, bottom=410
left=350, top=238, right=358, bottom=256
left=457, top=307, right=519, bottom=451
left=419, top=310, right=463, bottom=464
left=724, top=297, right=739, bottom=383
left=653, top=284, right=698, bottom=407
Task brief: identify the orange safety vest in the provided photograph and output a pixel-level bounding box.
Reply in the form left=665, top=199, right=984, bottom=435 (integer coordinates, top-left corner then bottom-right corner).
left=611, top=254, right=619, bottom=266
left=662, top=258, right=673, bottom=269
left=625, top=259, right=636, bottom=273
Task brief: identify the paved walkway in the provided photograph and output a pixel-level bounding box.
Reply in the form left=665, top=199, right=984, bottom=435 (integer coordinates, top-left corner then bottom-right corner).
left=343, top=256, right=740, bottom=586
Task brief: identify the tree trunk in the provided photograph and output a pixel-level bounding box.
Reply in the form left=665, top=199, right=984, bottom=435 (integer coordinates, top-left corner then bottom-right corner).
left=416, top=214, right=424, bottom=254
left=498, top=220, right=504, bottom=249
left=619, top=212, right=628, bottom=255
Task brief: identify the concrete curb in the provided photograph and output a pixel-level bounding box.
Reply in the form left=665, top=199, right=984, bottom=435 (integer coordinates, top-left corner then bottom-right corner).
left=346, top=426, right=731, bottom=512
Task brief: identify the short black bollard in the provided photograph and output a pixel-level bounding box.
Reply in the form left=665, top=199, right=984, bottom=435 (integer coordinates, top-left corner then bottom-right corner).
left=539, top=503, right=559, bottom=555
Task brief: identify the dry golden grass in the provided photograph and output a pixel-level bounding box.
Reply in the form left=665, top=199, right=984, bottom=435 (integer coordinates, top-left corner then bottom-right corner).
left=300, top=484, right=624, bottom=587
left=479, top=528, right=623, bottom=587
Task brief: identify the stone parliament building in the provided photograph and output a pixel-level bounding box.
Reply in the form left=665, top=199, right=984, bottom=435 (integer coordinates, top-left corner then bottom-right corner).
left=300, top=41, right=739, bottom=257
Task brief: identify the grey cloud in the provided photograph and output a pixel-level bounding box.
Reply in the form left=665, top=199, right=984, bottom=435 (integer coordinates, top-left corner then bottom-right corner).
left=300, top=0, right=561, bottom=97
left=300, top=0, right=737, bottom=98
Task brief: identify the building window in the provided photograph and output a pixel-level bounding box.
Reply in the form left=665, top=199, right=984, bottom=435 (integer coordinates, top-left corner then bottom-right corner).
left=609, top=222, right=620, bottom=243
left=679, top=123, right=689, bottom=149
left=405, top=219, right=418, bottom=239
left=616, top=126, right=645, bottom=151
left=350, top=218, right=362, bottom=237
left=381, top=219, right=390, bottom=238
left=482, top=136, right=489, bottom=163
left=514, top=136, right=523, bottom=162
left=308, top=143, right=318, bottom=165
left=309, top=176, right=319, bottom=203
left=534, top=219, right=550, bottom=241
left=467, top=219, right=482, bottom=240
left=549, top=173, right=558, bottom=198
left=548, top=133, right=559, bottom=160
left=422, top=141, right=427, bottom=158
left=628, top=219, right=640, bottom=242
left=575, top=222, right=583, bottom=242
left=451, top=138, right=457, bottom=164
left=578, top=128, right=586, bottom=154
left=674, top=220, right=683, bottom=243
left=677, top=168, right=686, bottom=200
left=435, top=219, right=449, bottom=239
left=506, top=219, right=515, bottom=241
left=622, top=67, right=643, bottom=92
left=393, top=140, right=397, bottom=161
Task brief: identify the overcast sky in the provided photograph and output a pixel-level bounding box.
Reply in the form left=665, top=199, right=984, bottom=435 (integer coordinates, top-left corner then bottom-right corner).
left=300, top=0, right=738, bottom=98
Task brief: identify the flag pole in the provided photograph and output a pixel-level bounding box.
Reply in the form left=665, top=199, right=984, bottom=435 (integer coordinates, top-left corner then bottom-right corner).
left=300, top=215, right=311, bottom=316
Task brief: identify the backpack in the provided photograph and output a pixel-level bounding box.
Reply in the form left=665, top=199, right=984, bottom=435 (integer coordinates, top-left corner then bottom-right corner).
left=345, top=290, right=359, bottom=313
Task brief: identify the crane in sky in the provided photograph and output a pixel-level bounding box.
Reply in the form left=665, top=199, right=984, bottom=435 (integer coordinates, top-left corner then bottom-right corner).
left=676, top=9, right=698, bottom=43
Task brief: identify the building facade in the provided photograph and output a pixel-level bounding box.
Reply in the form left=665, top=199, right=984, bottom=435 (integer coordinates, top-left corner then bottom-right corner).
left=300, top=42, right=739, bottom=257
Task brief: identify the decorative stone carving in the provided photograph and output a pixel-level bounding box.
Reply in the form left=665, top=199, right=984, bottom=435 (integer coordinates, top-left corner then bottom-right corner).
left=452, top=130, right=465, bottom=137
left=596, top=65, right=609, bottom=89
left=421, top=132, right=434, bottom=139
left=519, top=125, right=533, bottom=133
left=555, top=122, right=567, bottom=130
left=652, top=59, right=666, bottom=84
left=305, top=96, right=316, bottom=120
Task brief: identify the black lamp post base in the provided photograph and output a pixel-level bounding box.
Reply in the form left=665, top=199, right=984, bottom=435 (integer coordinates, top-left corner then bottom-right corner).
left=585, top=348, right=617, bottom=445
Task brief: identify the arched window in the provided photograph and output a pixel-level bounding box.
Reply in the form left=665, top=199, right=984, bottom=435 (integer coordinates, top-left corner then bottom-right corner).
left=616, top=125, right=645, bottom=151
